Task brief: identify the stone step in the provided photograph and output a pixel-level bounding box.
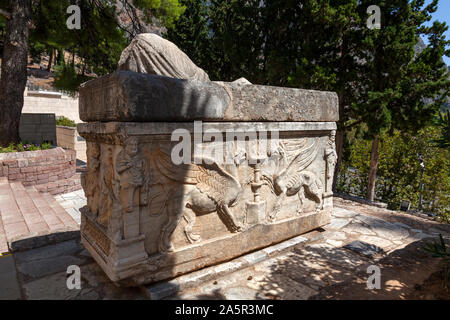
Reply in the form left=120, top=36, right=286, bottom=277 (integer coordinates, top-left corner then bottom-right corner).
left=39, top=192, right=79, bottom=229
left=9, top=182, right=51, bottom=235
left=143, top=235, right=309, bottom=300
left=0, top=178, right=30, bottom=242
left=25, top=186, right=66, bottom=231
left=0, top=178, right=80, bottom=253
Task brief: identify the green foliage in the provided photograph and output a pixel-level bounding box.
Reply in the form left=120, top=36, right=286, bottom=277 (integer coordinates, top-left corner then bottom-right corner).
left=166, top=0, right=265, bottom=82
left=165, top=0, right=211, bottom=75
left=31, top=1, right=128, bottom=77
left=433, top=110, right=450, bottom=148
left=338, top=124, right=450, bottom=221
left=40, top=142, right=52, bottom=150
left=338, top=0, right=449, bottom=200
left=0, top=142, right=52, bottom=153
left=55, top=116, right=76, bottom=127
left=0, top=143, right=18, bottom=153
left=423, top=234, right=450, bottom=288
left=28, top=41, right=47, bottom=64
left=27, top=0, right=185, bottom=92
left=424, top=234, right=450, bottom=262
left=53, top=62, right=91, bottom=96
left=133, top=0, right=185, bottom=28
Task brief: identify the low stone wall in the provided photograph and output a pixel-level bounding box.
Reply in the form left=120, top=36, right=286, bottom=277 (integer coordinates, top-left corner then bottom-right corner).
left=0, top=147, right=79, bottom=194
left=56, top=126, right=87, bottom=162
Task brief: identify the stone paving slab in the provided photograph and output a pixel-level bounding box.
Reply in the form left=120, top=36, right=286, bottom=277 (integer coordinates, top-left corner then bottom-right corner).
left=0, top=216, right=8, bottom=254
left=0, top=254, right=22, bottom=300
left=23, top=271, right=99, bottom=300
left=253, top=252, right=354, bottom=291
left=15, top=240, right=89, bottom=282
left=1, top=236, right=147, bottom=300
left=344, top=240, right=384, bottom=258
left=54, top=190, right=86, bottom=224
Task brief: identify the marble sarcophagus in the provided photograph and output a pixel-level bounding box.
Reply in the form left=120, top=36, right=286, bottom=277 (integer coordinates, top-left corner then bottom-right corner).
left=77, top=37, right=338, bottom=287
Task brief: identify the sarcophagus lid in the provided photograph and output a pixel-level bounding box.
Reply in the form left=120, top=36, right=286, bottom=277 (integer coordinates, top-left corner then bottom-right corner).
left=79, top=71, right=339, bottom=123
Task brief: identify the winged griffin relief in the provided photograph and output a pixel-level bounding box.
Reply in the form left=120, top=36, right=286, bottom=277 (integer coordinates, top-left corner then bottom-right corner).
left=144, top=146, right=250, bottom=253
left=264, top=137, right=324, bottom=221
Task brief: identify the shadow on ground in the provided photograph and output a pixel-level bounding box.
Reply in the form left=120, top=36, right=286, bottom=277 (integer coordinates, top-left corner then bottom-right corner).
left=306, top=238, right=448, bottom=300
left=3, top=232, right=145, bottom=300
left=165, top=206, right=450, bottom=300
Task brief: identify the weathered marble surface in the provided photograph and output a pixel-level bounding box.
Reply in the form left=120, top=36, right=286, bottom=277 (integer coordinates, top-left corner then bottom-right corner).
left=79, top=71, right=339, bottom=123
left=118, top=33, right=210, bottom=82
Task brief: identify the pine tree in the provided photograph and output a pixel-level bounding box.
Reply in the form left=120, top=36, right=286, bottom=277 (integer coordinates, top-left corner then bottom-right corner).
left=0, top=0, right=185, bottom=146
left=166, top=0, right=269, bottom=82
left=355, top=0, right=450, bottom=201
left=433, top=110, right=450, bottom=148
left=165, top=0, right=211, bottom=75
left=279, top=1, right=366, bottom=191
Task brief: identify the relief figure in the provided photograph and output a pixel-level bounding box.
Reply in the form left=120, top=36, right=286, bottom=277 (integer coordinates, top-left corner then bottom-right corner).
left=148, top=147, right=249, bottom=253
left=82, top=142, right=101, bottom=216
left=98, top=146, right=117, bottom=226
left=324, top=130, right=338, bottom=194
left=115, top=138, right=145, bottom=214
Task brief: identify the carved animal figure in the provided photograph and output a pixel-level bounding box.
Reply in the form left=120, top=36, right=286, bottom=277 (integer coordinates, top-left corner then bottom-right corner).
left=118, top=33, right=210, bottom=82
left=273, top=170, right=323, bottom=219
left=267, top=138, right=323, bottom=221
left=148, top=148, right=248, bottom=253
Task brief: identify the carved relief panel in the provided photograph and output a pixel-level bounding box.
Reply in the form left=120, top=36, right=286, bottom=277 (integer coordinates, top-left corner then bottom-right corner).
left=81, top=129, right=333, bottom=258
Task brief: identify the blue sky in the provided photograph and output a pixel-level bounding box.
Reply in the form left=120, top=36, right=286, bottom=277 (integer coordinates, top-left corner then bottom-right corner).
left=421, top=0, right=450, bottom=65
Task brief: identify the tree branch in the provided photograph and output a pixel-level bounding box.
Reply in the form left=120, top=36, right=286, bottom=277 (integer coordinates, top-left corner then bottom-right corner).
left=344, top=119, right=364, bottom=130
left=0, top=8, right=11, bottom=20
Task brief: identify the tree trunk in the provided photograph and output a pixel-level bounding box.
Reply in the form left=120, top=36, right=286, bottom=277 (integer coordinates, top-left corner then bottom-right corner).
left=332, top=129, right=344, bottom=192
left=367, top=134, right=380, bottom=201
left=47, top=48, right=54, bottom=72
left=57, top=49, right=63, bottom=64
left=0, top=0, right=32, bottom=147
